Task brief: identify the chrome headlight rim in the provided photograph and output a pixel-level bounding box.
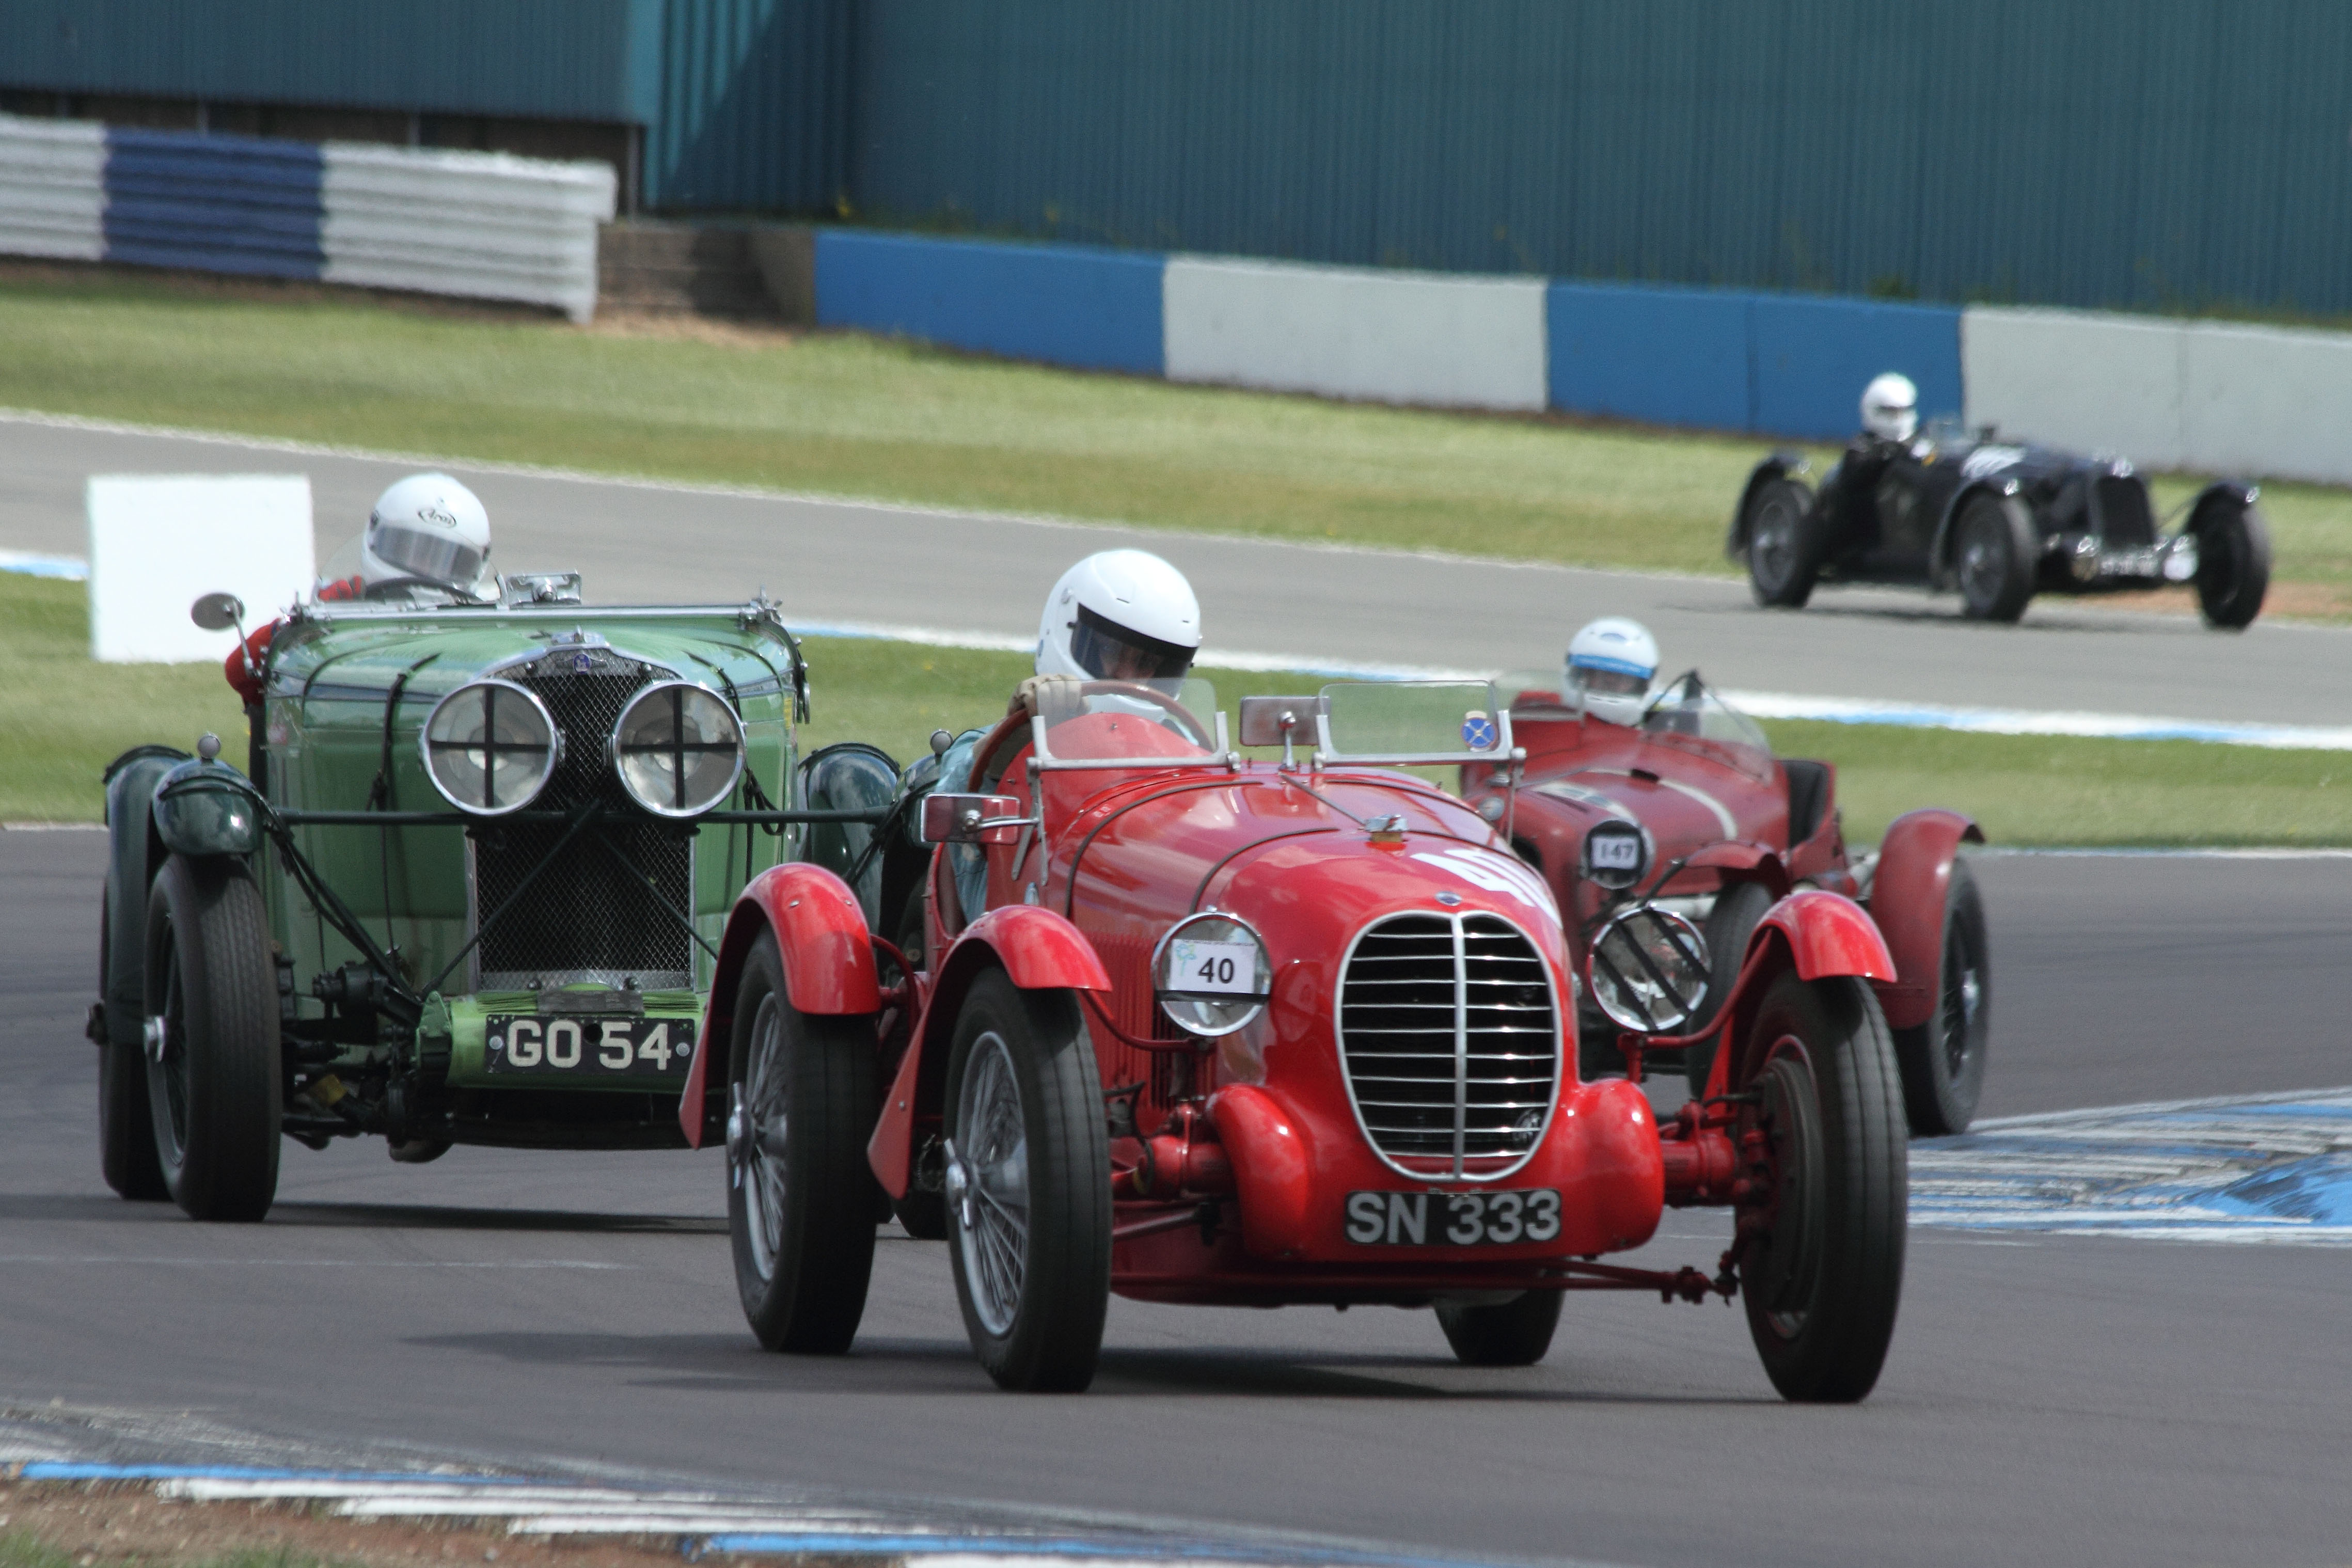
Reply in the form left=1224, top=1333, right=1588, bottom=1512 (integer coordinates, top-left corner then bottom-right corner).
left=1152, top=910, right=1274, bottom=1039
left=417, top=678, right=563, bottom=818
left=609, top=679, right=746, bottom=820
left=1587, top=904, right=1711, bottom=1035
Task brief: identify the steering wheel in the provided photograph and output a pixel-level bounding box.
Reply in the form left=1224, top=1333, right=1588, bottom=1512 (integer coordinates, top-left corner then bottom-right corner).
left=1081, top=681, right=1217, bottom=750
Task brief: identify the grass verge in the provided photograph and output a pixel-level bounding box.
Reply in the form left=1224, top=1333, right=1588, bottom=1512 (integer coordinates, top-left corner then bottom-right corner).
left=6, top=575, right=2350, bottom=844
left=6, top=264, right=2352, bottom=609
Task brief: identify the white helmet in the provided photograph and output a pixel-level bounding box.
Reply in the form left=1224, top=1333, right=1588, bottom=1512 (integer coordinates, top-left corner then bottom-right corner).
left=1565, top=616, right=1658, bottom=727
left=1860, top=372, right=1919, bottom=442
left=1036, top=549, right=1201, bottom=684
left=359, top=473, right=493, bottom=596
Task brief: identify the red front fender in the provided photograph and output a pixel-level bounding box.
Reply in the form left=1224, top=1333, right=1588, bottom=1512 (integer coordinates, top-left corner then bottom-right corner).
left=1746, top=888, right=1897, bottom=983
left=677, top=863, right=880, bottom=1150
left=865, top=904, right=1111, bottom=1195
left=1869, top=807, right=1983, bottom=1028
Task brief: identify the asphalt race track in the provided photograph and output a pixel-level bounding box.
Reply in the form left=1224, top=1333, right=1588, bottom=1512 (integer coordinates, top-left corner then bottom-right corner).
left=8, top=413, right=2352, bottom=729
left=4, top=828, right=2347, bottom=1568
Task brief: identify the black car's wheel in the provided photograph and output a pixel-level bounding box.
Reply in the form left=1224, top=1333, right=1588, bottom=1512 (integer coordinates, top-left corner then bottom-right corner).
left=1683, top=880, right=1775, bottom=1098
left=98, top=888, right=168, bottom=1201
left=944, top=970, right=1111, bottom=1392
left=1745, top=479, right=1822, bottom=609
left=726, top=940, right=881, bottom=1354
left=2195, top=499, right=2271, bottom=630
left=142, top=855, right=280, bottom=1223
left=1954, top=493, right=2037, bottom=623
left=1892, top=861, right=1990, bottom=1136
left=1737, top=971, right=1907, bottom=1403
left=1437, top=1290, right=1563, bottom=1367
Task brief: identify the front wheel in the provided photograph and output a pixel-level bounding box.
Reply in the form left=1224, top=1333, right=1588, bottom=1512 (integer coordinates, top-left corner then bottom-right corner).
left=1737, top=971, right=1907, bottom=1403
left=1954, top=493, right=2037, bottom=623
left=2195, top=501, right=2271, bottom=630
left=944, top=970, right=1111, bottom=1392
left=98, top=888, right=168, bottom=1201
left=726, top=941, right=881, bottom=1354
left=1437, top=1291, right=1562, bottom=1367
left=1891, top=861, right=1990, bottom=1135
left=1745, top=479, right=1822, bottom=608
left=143, top=856, right=281, bottom=1222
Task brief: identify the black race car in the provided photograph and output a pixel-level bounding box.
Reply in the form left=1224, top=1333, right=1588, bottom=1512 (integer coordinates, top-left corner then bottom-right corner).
left=1728, top=417, right=2270, bottom=628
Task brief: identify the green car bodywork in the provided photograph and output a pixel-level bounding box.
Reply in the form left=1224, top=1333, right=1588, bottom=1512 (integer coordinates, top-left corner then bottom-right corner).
left=93, top=591, right=896, bottom=1216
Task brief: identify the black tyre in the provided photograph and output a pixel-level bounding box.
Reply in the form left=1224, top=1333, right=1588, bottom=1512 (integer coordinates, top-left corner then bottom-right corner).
left=98, top=887, right=168, bottom=1202
left=1737, top=971, right=1906, bottom=1403
left=725, top=941, right=882, bottom=1354
left=1954, top=493, right=2037, bottom=623
left=2195, top=500, right=2271, bottom=630
left=1436, top=1290, right=1563, bottom=1367
left=885, top=886, right=951, bottom=1240
left=1683, top=880, right=1775, bottom=1099
left=1745, top=478, right=1822, bottom=609
left=943, top=969, right=1111, bottom=1392
left=1891, top=861, right=1990, bottom=1136
left=142, top=856, right=281, bottom=1222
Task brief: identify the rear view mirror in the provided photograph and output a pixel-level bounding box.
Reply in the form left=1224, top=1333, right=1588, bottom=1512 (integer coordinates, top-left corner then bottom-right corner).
left=190, top=592, right=246, bottom=632
left=1238, top=695, right=1328, bottom=749
left=920, top=793, right=1028, bottom=846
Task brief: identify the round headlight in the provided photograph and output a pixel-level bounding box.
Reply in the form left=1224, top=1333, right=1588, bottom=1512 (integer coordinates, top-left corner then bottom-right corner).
left=611, top=680, right=744, bottom=818
left=1587, top=906, right=1710, bottom=1035
left=1153, top=912, right=1273, bottom=1038
left=1582, top=819, right=1651, bottom=892
left=419, top=679, right=562, bottom=817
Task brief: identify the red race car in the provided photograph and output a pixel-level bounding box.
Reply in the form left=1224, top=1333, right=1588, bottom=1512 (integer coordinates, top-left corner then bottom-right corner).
left=1462, top=672, right=1988, bottom=1135
left=678, top=678, right=1913, bottom=1401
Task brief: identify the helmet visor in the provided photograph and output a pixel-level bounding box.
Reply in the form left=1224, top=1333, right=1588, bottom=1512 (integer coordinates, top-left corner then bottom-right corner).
left=1569, top=662, right=1650, bottom=700
left=370, top=521, right=484, bottom=589
left=1069, top=603, right=1196, bottom=683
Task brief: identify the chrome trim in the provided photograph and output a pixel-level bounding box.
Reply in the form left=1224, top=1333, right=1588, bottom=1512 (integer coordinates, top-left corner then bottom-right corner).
left=609, top=680, right=747, bottom=820
left=1332, top=908, right=1563, bottom=1184
left=417, top=679, right=562, bottom=818
left=1150, top=909, right=1273, bottom=1039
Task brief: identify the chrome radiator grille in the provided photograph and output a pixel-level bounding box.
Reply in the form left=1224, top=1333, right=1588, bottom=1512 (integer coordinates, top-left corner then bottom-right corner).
left=1336, top=912, right=1560, bottom=1179
left=474, top=648, right=694, bottom=989
left=2092, top=476, right=2156, bottom=546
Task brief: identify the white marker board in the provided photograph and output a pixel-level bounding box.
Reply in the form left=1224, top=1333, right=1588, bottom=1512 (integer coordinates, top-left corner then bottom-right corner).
left=86, top=475, right=314, bottom=663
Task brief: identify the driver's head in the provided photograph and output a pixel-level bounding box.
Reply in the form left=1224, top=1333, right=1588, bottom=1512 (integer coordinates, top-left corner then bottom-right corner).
left=1036, top=549, right=1201, bottom=684
left=1860, top=372, right=1919, bottom=443
left=357, top=473, right=493, bottom=596
left=1565, top=616, right=1658, bottom=727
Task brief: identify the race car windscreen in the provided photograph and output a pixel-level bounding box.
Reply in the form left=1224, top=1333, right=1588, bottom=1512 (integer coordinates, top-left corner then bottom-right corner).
left=1318, top=680, right=1508, bottom=763
left=1069, top=604, right=1196, bottom=683
left=1640, top=671, right=1771, bottom=753
left=1035, top=678, right=1221, bottom=763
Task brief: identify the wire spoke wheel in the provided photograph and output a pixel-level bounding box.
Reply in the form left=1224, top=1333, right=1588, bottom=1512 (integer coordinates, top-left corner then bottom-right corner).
left=1955, top=495, right=2035, bottom=622
left=724, top=940, right=879, bottom=1355
left=1893, top=861, right=1991, bottom=1135
left=943, top=971, right=1110, bottom=1392
left=1744, top=477, right=1820, bottom=608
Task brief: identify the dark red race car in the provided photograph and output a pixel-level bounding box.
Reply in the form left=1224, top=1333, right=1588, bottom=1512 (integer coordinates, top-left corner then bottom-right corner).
left=677, top=677, right=1918, bottom=1402
left=1461, top=672, right=1988, bottom=1136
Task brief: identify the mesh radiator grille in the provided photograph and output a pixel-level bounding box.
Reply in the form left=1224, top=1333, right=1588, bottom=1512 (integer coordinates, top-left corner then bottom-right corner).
left=1337, top=912, right=1559, bottom=1177
left=2093, top=476, right=2156, bottom=546
left=474, top=650, right=694, bottom=986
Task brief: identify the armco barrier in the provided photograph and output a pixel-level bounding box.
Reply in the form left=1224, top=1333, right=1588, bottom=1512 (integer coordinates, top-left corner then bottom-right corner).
left=1164, top=257, right=1547, bottom=412
left=816, top=232, right=1163, bottom=375
left=0, top=114, right=614, bottom=321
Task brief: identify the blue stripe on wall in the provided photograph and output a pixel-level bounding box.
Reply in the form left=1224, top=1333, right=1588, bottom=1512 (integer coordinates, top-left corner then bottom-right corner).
left=102, top=128, right=323, bottom=279
left=815, top=232, right=1163, bottom=376
left=1750, top=296, right=1962, bottom=443
left=1546, top=281, right=1751, bottom=433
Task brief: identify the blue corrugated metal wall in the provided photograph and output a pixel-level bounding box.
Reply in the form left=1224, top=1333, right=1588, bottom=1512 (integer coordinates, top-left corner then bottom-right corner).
left=844, top=0, right=2352, bottom=316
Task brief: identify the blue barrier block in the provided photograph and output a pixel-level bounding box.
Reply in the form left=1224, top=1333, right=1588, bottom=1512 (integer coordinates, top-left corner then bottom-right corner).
left=1750, top=295, right=1963, bottom=442
left=816, top=232, right=1164, bottom=375
left=1546, top=281, right=1753, bottom=432
left=103, top=128, right=323, bottom=280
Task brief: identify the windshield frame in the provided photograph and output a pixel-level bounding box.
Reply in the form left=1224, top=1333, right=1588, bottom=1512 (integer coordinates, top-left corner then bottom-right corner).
left=1311, top=679, right=1522, bottom=768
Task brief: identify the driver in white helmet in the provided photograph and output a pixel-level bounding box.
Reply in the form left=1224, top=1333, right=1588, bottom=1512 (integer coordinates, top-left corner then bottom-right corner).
left=931, top=549, right=1203, bottom=919
left=226, top=473, right=494, bottom=705
left=1564, top=616, right=1659, bottom=727
left=1859, top=372, right=1918, bottom=446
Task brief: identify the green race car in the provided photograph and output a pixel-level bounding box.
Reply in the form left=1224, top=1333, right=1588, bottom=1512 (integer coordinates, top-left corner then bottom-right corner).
left=88, top=576, right=893, bottom=1221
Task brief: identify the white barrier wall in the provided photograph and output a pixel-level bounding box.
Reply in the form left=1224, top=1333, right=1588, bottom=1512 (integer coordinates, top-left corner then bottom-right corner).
left=320, top=144, right=615, bottom=323
left=0, top=116, right=105, bottom=261
left=87, top=475, right=314, bottom=664
left=1164, top=256, right=1548, bottom=411
left=1964, top=305, right=2352, bottom=484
